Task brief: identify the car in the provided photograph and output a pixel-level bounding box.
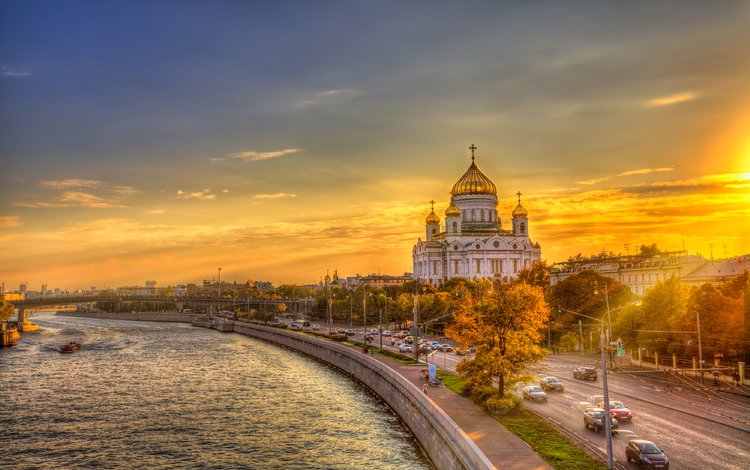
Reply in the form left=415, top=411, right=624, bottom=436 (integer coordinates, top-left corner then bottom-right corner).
left=344, top=329, right=355, bottom=336
left=521, top=385, right=548, bottom=402
left=440, top=344, right=453, bottom=352
left=369, top=328, right=379, bottom=335
left=382, top=329, right=392, bottom=337
left=390, top=337, right=402, bottom=346
left=625, top=439, right=669, bottom=469
left=539, top=376, right=564, bottom=392
left=405, top=336, right=414, bottom=344
left=311, top=324, right=321, bottom=330
left=598, top=400, right=633, bottom=422
left=455, top=348, right=467, bottom=356
left=393, top=332, right=404, bottom=339
left=583, top=408, right=619, bottom=433
left=419, top=343, right=432, bottom=352
left=573, top=401, right=594, bottom=413
left=430, top=341, right=441, bottom=349
left=587, top=395, right=605, bottom=405
left=573, top=366, right=597, bottom=380
left=399, top=344, right=413, bottom=353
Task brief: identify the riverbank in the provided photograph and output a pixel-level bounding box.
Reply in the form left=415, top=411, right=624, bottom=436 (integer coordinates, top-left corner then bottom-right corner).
left=57, top=310, right=202, bottom=323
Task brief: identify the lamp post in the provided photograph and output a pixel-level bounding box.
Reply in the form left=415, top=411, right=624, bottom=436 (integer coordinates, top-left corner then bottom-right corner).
left=559, top=307, right=614, bottom=469
left=362, top=285, right=367, bottom=342
left=217, top=267, right=222, bottom=315
left=697, top=310, right=704, bottom=383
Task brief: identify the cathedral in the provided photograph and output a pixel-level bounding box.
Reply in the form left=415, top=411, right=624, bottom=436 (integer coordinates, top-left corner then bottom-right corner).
left=412, top=145, right=542, bottom=284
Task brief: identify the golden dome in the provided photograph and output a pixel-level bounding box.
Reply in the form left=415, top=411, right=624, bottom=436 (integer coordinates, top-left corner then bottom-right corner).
left=450, top=146, right=497, bottom=196
left=426, top=210, right=440, bottom=225
left=445, top=201, right=461, bottom=217
left=512, top=191, right=528, bottom=218
left=512, top=203, right=527, bottom=218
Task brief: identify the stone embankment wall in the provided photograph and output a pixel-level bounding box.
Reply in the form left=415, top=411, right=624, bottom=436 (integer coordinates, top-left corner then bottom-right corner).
left=232, top=321, right=493, bottom=470
left=57, top=311, right=201, bottom=323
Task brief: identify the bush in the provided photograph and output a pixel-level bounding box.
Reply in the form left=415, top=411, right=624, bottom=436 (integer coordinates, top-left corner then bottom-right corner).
left=484, top=394, right=523, bottom=416
left=329, top=334, right=347, bottom=342
left=470, top=385, right=498, bottom=404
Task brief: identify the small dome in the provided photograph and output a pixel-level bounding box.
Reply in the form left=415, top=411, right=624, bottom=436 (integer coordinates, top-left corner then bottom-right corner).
left=451, top=147, right=497, bottom=196
left=512, top=203, right=527, bottom=218
left=512, top=191, right=528, bottom=218
left=426, top=210, right=440, bottom=225
left=445, top=202, right=461, bottom=217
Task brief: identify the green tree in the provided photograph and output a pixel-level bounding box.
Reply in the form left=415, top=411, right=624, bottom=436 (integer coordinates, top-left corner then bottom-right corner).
left=638, top=277, right=690, bottom=354
left=516, top=260, right=551, bottom=292
left=447, top=280, right=548, bottom=396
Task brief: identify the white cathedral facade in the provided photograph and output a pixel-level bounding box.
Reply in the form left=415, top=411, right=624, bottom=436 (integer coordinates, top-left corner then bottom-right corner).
left=412, top=145, right=542, bottom=284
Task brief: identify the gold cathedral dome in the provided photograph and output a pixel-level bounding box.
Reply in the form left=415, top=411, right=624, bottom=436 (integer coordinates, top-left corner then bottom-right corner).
left=445, top=201, right=461, bottom=217
left=450, top=144, right=497, bottom=197
left=425, top=200, right=441, bottom=224
left=512, top=191, right=528, bottom=218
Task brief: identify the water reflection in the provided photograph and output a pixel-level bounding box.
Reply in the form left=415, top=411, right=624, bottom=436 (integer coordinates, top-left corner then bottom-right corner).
left=1, top=312, right=432, bottom=469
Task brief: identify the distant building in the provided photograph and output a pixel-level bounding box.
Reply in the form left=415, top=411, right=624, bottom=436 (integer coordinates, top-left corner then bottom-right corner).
left=253, top=281, right=273, bottom=292
left=19, top=283, right=27, bottom=294
left=413, top=145, right=541, bottom=284
left=346, top=273, right=413, bottom=289
left=550, top=251, right=750, bottom=295
left=145, top=280, right=157, bottom=289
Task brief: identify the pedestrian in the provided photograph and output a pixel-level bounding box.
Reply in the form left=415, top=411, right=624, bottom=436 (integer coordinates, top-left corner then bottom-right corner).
left=422, top=382, right=427, bottom=394
left=732, top=371, right=741, bottom=387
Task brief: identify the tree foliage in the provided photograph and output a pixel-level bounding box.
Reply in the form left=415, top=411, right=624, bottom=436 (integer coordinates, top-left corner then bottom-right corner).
left=0, top=299, right=15, bottom=322
left=447, top=279, right=548, bottom=396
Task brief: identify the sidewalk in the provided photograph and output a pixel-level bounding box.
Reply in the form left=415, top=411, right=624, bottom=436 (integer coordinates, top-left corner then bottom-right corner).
left=370, top=353, right=552, bottom=470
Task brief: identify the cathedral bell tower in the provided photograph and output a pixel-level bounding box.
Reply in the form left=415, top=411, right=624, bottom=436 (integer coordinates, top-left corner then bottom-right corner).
left=425, top=200, right=440, bottom=241
left=512, top=191, right=529, bottom=236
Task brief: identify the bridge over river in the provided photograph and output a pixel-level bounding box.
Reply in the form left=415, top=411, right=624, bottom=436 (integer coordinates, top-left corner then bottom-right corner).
left=6, top=295, right=312, bottom=331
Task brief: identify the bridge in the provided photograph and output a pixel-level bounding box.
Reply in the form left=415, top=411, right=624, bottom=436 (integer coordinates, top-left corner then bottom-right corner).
left=6, top=295, right=315, bottom=331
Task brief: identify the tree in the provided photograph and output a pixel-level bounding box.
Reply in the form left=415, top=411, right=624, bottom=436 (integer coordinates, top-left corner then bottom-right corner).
left=639, top=243, right=661, bottom=257
left=637, top=277, right=690, bottom=354
left=447, top=280, right=548, bottom=396
left=516, top=260, right=551, bottom=292
left=0, top=299, right=15, bottom=322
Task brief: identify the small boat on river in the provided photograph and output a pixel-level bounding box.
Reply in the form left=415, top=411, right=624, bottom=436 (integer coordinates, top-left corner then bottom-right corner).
left=59, top=341, right=81, bottom=353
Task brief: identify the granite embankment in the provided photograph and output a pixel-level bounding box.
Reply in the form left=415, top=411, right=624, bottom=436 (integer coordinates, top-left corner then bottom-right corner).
left=57, top=311, right=202, bottom=323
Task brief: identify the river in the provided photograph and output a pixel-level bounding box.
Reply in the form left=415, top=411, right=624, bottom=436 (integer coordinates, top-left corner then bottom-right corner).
left=0, top=311, right=432, bottom=469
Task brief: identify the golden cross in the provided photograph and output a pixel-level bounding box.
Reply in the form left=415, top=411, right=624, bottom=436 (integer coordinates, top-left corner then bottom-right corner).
left=469, top=144, right=477, bottom=161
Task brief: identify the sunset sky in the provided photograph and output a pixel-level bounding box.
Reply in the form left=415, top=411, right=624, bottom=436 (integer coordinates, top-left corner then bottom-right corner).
left=1, top=1, right=749, bottom=290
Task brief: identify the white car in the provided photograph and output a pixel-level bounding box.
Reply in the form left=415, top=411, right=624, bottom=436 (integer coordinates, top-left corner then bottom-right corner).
left=382, top=329, right=392, bottom=336
left=311, top=324, right=321, bottom=330
left=399, top=344, right=413, bottom=353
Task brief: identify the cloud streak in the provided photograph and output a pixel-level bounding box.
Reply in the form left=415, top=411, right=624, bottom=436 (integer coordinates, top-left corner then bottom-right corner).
left=576, top=167, right=674, bottom=185
left=177, top=189, right=216, bottom=200
left=1, top=66, right=31, bottom=77
left=0, top=216, right=22, bottom=228
left=254, top=193, right=297, bottom=199
left=646, top=92, right=697, bottom=107
left=229, top=148, right=302, bottom=161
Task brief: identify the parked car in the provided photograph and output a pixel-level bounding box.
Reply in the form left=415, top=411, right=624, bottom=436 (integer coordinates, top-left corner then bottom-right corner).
left=583, top=408, right=619, bottom=433
left=625, top=439, right=669, bottom=469
left=573, top=366, right=598, bottom=381
left=440, top=344, right=453, bottom=352
left=399, top=344, right=413, bottom=353
left=539, top=376, right=564, bottom=392
left=599, top=400, right=633, bottom=422
left=521, top=386, right=548, bottom=402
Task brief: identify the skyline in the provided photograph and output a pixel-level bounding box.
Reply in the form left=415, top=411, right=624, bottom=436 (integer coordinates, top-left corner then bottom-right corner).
left=1, top=1, right=749, bottom=289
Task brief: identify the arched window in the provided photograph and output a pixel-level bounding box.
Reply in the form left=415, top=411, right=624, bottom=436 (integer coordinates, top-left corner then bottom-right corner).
left=520, top=222, right=525, bottom=233
left=452, top=221, right=458, bottom=232
left=481, top=209, right=485, bottom=221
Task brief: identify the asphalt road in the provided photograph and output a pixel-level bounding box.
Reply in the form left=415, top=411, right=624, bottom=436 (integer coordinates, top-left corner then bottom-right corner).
left=305, top=322, right=750, bottom=469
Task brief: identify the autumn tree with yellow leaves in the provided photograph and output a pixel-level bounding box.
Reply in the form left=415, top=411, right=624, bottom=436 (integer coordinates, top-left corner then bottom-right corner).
left=446, top=279, right=549, bottom=399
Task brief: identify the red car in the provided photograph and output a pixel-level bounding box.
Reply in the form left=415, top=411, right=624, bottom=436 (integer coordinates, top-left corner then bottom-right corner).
left=599, top=400, right=633, bottom=422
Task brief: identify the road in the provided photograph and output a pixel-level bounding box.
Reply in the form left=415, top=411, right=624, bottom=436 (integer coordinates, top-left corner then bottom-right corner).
left=298, top=321, right=750, bottom=469
left=529, top=354, right=750, bottom=470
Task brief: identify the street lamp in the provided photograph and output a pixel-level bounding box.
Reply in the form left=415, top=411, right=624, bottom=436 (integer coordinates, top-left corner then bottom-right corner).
left=218, top=267, right=222, bottom=315
left=558, top=306, right=614, bottom=469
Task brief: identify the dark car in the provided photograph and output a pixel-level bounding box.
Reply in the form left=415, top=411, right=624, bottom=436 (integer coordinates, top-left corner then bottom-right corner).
left=573, top=366, right=597, bottom=381
left=521, top=385, right=548, bottom=402
left=583, top=408, right=619, bottom=433
left=625, top=439, right=669, bottom=469
left=539, top=376, right=564, bottom=392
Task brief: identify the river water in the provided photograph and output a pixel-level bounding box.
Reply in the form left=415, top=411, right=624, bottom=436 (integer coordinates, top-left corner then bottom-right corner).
left=0, top=312, right=432, bottom=469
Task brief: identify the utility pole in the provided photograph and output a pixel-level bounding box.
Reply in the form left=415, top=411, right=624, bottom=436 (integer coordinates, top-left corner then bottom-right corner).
left=697, top=309, right=704, bottom=383
left=601, top=327, right=614, bottom=469
left=578, top=320, right=583, bottom=354
left=414, top=288, right=420, bottom=363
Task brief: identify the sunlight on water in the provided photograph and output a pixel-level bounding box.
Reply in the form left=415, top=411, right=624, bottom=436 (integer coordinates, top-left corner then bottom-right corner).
left=0, top=312, right=432, bottom=469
